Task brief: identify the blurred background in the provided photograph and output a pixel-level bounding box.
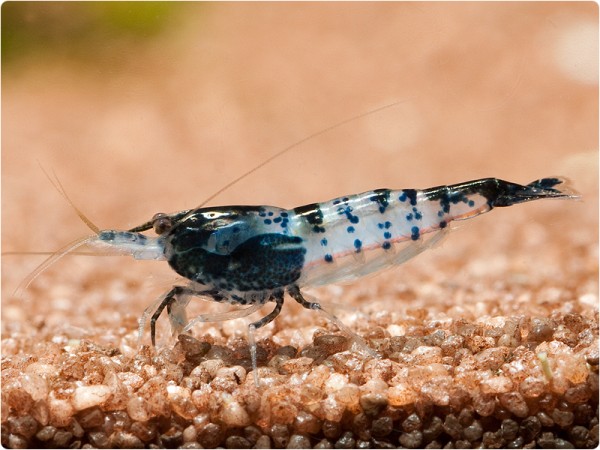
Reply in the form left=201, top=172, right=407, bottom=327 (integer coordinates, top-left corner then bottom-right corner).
left=2, top=3, right=598, bottom=330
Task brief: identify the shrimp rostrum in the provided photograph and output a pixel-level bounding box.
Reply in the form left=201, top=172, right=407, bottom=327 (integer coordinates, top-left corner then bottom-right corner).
left=22, top=176, right=576, bottom=383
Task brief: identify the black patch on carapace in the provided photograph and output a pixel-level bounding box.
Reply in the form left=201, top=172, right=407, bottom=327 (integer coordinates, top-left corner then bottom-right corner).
left=370, top=189, right=391, bottom=213
left=167, top=231, right=306, bottom=291
left=163, top=206, right=306, bottom=291
left=294, top=203, right=326, bottom=233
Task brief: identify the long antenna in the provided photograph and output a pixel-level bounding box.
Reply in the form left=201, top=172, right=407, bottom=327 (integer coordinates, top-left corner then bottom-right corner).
left=14, top=235, right=97, bottom=297
left=38, top=163, right=100, bottom=234
left=195, top=99, right=414, bottom=209
left=3, top=251, right=109, bottom=256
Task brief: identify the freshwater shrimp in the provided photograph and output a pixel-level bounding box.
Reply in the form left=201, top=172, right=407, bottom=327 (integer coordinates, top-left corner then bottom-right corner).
left=19, top=173, right=576, bottom=385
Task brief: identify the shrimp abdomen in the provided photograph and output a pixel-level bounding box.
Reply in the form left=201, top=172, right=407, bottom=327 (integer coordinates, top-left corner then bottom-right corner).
left=294, top=177, right=576, bottom=287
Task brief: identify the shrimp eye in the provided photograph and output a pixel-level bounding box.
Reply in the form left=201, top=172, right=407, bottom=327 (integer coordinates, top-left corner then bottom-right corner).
left=152, top=213, right=172, bottom=235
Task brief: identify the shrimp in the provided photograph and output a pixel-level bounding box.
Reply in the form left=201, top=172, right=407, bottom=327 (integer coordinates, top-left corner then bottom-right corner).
left=19, top=174, right=576, bottom=385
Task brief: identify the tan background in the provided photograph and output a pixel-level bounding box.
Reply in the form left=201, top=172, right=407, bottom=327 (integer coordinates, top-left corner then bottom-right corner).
left=2, top=2, right=598, bottom=359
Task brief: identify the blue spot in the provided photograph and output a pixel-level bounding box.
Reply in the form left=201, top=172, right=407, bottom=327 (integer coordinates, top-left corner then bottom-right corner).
left=439, top=221, right=447, bottom=229
left=333, top=199, right=341, bottom=205
left=377, top=223, right=384, bottom=229
left=321, top=238, right=328, bottom=246
left=411, top=226, right=420, bottom=241
left=439, top=191, right=468, bottom=214
left=370, top=189, right=391, bottom=214
left=339, top=206, right=360, bottom=224
left=354, top=239, right=362, bottom=252
left=449, top=192, right=466, bottom=205
left=399, top=193, right=407, bottom=202
left=406, top=213, right=413, bottom=221
left=347, top=226, right=355, bottom=233
left=440, top=198, right=451, bottom=213
left=264, top=219, right=272, bottom=225
left=313, top=225, right=326, bottom=233
left=274, top=217, right=282, bottom=223
left=259, top=212, right=266, bottom=217
left=437, top=211, right=444, bottom=217
left=384, top=231, right=392, bottom=239
left=385, top=221, right=391, bottom=229
left=281, top=212, right=288, bottom=217
left=268, top=211, right=274, bottom=216
left=343, top=197, right=349, bottom=202
left=415, top=211, right=422, bottom=220
left=468, top=200, right=475, bottom=207
left=324, top=254, right=334, bottom=263
left=382, top=241, right=391, bottom=250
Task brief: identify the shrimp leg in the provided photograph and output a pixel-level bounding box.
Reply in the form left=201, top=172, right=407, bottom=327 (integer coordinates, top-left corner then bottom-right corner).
left=142, top=286, right=227, bottom=346
left=288, top=285, right=378, bottom=358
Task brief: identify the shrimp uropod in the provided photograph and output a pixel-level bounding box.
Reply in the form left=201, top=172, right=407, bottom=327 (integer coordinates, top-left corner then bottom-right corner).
left=24, top=175, right=574, bottom=385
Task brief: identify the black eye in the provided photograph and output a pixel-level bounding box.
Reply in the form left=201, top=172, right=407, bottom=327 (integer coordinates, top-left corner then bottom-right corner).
left=152, top=213, right=172, bottom=235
